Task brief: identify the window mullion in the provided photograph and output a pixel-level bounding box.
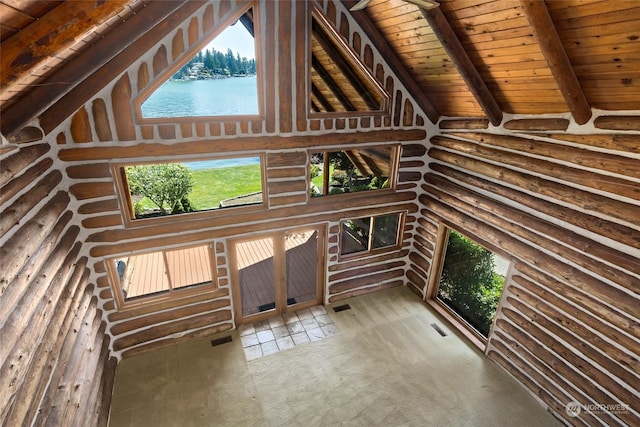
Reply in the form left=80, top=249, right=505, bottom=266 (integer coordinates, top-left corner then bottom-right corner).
left=367, top=216, right=375, bottom=252
left=163, top=251, right=174, bottom=291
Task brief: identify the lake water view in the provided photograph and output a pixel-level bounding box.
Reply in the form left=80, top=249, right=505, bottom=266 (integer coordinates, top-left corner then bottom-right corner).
left=184, top=157, right=260, bottom=170
left=141, top=76, right=259, bottom=118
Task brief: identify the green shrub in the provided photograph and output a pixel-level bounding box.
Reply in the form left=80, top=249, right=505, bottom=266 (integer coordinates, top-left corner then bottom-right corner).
left=438, top=231, right=505, bottom=337
left=126, top=163, right=194, bottom=213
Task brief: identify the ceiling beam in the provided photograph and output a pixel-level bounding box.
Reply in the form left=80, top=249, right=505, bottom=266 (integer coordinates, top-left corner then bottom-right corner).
left=520, top=0, right=591, bottom=125
left=342, top=0, right=440, bottom=124
left=420, top=6, right=503, bottom=126
left=0, top=0, right=131, bottom=96
left=1, top=1, right=193, bottom=138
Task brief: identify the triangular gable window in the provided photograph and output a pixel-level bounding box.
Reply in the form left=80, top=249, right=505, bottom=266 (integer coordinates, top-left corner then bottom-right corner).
left=310, top=8, right=389, bottom=115
left=137, top=7, right=260, bottom=120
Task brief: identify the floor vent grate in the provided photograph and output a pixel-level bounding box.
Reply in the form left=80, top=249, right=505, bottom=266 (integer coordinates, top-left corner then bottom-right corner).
left=431, top=323, right=447, bottom=337
left=333, top=304, right=351, bottom=312
left=211, top=336, right=233, bottom=347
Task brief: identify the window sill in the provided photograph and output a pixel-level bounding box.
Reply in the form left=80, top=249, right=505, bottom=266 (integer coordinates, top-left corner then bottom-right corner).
left=120, top=202, right=266, bottom=229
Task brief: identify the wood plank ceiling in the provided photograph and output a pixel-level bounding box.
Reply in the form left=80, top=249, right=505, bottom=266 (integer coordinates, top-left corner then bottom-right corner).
left=1, top=0, right=639, bottom=137
left=351, top=0, right=640, bottom=121
left=0, top=0, right=148, bottom=122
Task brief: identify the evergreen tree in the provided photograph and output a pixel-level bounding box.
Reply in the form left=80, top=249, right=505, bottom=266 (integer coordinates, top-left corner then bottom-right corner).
left=213, top=50, right=225, bottom=74
left=204, top=49, right=214, bottom=70
left=225, top=48, right=236, bottom=74
left=172, top=46, right=255, bottom=79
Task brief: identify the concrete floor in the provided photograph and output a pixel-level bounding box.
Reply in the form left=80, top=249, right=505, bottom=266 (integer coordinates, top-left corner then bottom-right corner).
left=108, top=286, right=560, bottom=426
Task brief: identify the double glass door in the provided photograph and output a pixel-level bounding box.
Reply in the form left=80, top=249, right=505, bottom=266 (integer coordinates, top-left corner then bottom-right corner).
left=231, top=226, right=325, bottom=324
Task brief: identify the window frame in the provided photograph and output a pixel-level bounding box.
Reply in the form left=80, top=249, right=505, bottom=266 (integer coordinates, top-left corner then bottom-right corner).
left=111, top=153, right=267, bottom=228
left=308, top=6, right=390, bottom=118
left=308, top=144, right=400, bottom=200
left=425, top=223, right=512, bottom=352
left=133, top=4, right=264, bottom=124
left=338, top=211, right=405, bottom=260
left=106, top=242, right=218, bottom=310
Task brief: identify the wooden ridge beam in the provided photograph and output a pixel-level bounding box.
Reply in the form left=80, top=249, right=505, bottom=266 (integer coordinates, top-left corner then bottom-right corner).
left=520, top=0, right=591, bottom=124
left=342, top=0, right=440, bottom=123
left=1, top=1, right=193, bottom=138
left=420, top=6, right=503, bottom=126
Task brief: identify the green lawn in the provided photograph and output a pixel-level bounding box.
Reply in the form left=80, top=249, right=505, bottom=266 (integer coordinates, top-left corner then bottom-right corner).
left=311, top=163, right=334, bottom=193
left=137, top=164, right=262, bottom=211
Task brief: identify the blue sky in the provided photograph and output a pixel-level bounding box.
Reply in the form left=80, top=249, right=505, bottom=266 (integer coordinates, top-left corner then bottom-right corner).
left=205, top=22, right=255, bottom=60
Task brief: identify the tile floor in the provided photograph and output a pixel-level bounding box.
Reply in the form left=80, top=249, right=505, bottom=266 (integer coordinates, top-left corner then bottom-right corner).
left=238, top=305, right=338, bottom=360
left=108, top=286, right=560, bottom=427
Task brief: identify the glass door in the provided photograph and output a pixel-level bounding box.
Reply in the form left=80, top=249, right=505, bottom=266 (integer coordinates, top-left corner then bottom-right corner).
left=232, top=226, right=325, bottom=324
left=285, top=228, right=320, bottom=309
left=235, top=236, right=277, bottom=319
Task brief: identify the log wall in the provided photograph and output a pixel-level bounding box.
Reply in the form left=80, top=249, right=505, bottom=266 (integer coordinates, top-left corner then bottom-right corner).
left=4, top=0, right=637, bottom=424
left=48, top=0, right=431, bottom=357
left=413, top=116, right=640, bottom=425
left=0, top=141, right=115, bottom=424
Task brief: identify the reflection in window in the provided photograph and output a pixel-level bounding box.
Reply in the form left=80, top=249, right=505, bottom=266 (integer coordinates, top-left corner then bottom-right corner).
left=310, top=9, right=389, bottom=114
left=121, top=157, right=263, bottom=220
left=111, top=244, right=215, bottom=303
left=436, top=230, right=508, bottom=338
left=310, top=146, right=396, bottom=197
left=340, top=213, right=402, bottom=257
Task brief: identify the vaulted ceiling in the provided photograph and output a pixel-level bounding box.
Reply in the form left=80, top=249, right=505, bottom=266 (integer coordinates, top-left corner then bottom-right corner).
left=347, top=0, right=640, bottom=124
left=1, top=0, right=639, bottom=139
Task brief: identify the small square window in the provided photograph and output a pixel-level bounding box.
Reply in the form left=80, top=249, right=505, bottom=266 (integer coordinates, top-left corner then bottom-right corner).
left=340, top=212, right=403, bottom=258
left=310, top=145, right=398, bottom=198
